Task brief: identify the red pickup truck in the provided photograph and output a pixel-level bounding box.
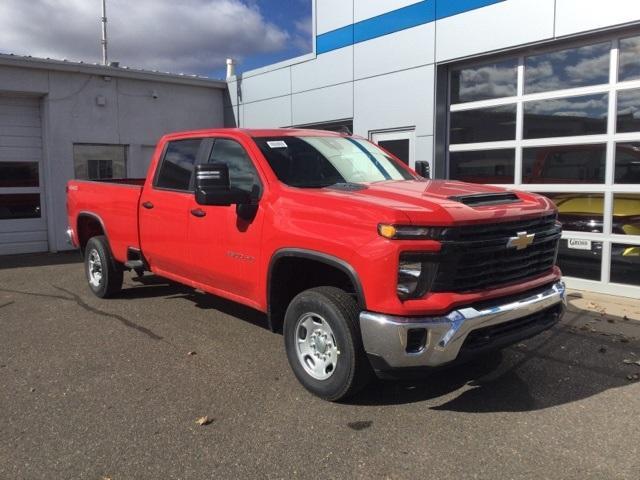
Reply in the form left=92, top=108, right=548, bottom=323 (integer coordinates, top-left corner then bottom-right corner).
left=66, top=128, right=565, bottom=400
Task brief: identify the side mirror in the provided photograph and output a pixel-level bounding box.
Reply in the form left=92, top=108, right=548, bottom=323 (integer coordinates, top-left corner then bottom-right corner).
left=415, top=161, right=431, bottom=179
left=194, top=163, right=251, bottom=206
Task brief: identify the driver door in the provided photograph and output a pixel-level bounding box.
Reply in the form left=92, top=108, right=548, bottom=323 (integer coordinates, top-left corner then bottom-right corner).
left=187, top=137, right=265, bottom=302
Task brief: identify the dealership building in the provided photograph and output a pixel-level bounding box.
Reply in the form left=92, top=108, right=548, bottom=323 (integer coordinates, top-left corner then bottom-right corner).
left=226, top=0, right=640, bottom=298
left=1, top=0, right=640, bottom=298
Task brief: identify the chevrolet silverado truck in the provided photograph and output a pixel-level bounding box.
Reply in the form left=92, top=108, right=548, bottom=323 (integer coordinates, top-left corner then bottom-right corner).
left=66, top=128, right=566, bottom=401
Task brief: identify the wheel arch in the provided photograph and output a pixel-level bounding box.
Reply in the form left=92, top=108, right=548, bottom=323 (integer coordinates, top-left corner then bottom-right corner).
left=76, top=211, right=109, bottom=254
left=266, top=248, right=366, bottom=333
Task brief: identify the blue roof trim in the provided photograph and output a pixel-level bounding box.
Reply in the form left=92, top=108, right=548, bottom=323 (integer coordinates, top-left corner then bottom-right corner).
left=316, top=0, right=505, bottom=55
left=354, top=1, right=435, bottom=44
left=436, top=0, right=505, bottom=20
left=316, top=24, right=353, bottom=55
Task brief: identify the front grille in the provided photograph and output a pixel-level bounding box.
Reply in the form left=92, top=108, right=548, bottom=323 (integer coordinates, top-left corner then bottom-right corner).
left=431, top=213, right=560, bottom=293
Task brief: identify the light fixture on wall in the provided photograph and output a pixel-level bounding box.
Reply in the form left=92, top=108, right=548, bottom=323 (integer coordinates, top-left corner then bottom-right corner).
left=151, top=90, right=159, bottom=99
left=95, top=95, right=106, bottom=106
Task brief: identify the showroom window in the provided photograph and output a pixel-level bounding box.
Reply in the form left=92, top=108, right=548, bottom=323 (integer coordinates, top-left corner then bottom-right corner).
left=447, top=33, right=640, bottom=296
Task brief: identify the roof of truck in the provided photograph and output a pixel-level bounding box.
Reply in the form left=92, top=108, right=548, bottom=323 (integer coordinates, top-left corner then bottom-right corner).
left=162, top=128, right=348, bottom=140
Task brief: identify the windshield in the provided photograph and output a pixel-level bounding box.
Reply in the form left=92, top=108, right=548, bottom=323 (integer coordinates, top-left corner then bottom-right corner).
left=254, top=136, right=415, bottom=188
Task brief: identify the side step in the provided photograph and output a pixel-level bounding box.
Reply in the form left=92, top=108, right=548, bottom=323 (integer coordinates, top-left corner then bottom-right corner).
left=125, top=247, right=147, bottom=273
left=124, top=259, right=145, bottom=269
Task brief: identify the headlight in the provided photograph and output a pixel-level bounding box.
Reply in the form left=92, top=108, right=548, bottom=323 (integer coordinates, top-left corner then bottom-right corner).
left=378, top=224, right=443, bottom=240
left=397, top=253, right=438, bottom=300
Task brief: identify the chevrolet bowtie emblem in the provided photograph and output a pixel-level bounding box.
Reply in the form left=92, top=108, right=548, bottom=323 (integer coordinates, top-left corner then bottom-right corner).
left=507, top=231, right=535, bottom=250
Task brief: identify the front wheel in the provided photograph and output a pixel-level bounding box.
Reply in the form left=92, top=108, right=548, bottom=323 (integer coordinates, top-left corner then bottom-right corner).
left=284, top=286, right=372, bottom=401
left=85, top=235, right=123, bottom=298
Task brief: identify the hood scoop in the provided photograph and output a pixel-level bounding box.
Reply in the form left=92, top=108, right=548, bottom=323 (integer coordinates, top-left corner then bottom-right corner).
left=448, top=192, right=521, bottom=207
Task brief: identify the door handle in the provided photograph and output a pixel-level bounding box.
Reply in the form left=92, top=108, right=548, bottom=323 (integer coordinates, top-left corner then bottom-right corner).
left=190, top=208, right=206, bottom=218
left=141, top=201, right=154, bottom=209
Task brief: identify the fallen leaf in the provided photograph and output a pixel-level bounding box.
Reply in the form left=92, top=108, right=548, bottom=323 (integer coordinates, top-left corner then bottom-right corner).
left=196, top=416, right=213, bottom=426
left=516, top=343, right=527, bottom=349
left=623, top=359, right=640, bottom=366
left=187, top=351, right=197, bottom=356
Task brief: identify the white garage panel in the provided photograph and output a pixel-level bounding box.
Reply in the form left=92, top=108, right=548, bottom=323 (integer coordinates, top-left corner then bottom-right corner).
left=0, top=95, right=47, bottom=255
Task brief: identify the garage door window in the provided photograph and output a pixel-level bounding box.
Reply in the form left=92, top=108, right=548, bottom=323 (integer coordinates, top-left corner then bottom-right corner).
left=0, top=162, right=39, bottom=188
left=447, top=33, right=640, bottom=295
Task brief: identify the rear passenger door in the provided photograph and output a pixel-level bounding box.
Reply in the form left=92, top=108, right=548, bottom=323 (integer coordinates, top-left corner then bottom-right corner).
left=187, top=137, right=265, bottom=302
left=139, top=138, right=207, bottom=280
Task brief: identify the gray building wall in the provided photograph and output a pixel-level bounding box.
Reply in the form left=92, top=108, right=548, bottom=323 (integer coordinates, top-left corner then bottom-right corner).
left=0, top=58, right=225, bottom=253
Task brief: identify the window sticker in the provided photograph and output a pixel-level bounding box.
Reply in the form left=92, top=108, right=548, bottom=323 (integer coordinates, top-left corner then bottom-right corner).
left=267, top=140, right=287, bottom=148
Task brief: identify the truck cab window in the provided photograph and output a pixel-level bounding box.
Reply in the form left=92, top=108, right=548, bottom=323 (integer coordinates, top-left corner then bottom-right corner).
left=209, top=139, right=260, bottom=194
left=155, top=139, right=202, bottom=191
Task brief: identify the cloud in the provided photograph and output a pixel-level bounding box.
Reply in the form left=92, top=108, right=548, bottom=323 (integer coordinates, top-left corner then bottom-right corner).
left=0, top=0, right=290, bottom=75
left=292, top=15, right=313, bottom=53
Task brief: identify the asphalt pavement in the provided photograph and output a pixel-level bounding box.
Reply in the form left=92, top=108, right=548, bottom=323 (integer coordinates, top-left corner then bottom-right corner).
left=1, top=252, right=639, bottom=479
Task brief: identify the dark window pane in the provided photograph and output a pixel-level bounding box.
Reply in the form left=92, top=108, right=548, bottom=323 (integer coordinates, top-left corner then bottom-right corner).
left=616, top=88, right=640, bottom=133
left=522, top=144, right=606, bottom=184
left=523, top=93, right=608, bottom=139
left=449, top=149, right=514, bottom=184
left=525, top=42, right=610, bottom=94
left=0, top=162, right=39, bottom=187
left=611, top=243, right=640, bottom=286
left=155, top=139, right=201, bottom=191
left=615, top=143, right=640, bottom=184
left=450, top=104, right=516, bottom=144
left=87, top=159, right=113, bottom=180
left=619, top=35, right=640, bottom=82
left=540, top=192, right=604, bottom=233
left=557, top=238, right=602, bottom=281
left=378, top=139, right=409, bottom=165
left=0, top=193, right=41, bottom=219
left=451, top=59, right=518, bottom=103
left=612, top=194, right=640, bottom=236
left=208, top=139, right=259, bottom=193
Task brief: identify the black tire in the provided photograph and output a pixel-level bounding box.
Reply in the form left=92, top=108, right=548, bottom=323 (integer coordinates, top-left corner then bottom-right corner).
left=284, top=286, right=373, bottom=401
left=84, top=235, right=123, bottom=298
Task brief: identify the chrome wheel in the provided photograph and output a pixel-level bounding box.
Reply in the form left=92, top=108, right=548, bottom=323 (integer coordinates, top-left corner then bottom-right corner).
left=87, top=248, right=103, bottom=287
left=295, top=313, right=339, bottom=380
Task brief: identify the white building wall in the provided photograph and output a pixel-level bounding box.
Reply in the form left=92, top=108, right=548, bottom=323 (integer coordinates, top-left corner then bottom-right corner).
left=228, top=0, right=640, bottom=160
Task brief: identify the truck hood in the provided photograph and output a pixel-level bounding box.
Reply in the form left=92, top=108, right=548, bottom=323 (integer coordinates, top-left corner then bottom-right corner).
left=312, top=180, right=555, bottom=225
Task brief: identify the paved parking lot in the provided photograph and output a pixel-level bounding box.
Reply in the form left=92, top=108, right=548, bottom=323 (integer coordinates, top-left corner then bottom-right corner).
left=1, top=253, right=639, bottom=479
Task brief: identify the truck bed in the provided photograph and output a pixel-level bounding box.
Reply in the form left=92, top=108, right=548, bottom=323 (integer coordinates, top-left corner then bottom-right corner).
left=67, top=178, right=144, bottom=262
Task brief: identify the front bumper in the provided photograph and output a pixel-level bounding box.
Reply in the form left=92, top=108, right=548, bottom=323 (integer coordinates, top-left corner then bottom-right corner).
left=359, top=281, right=566, bottom=372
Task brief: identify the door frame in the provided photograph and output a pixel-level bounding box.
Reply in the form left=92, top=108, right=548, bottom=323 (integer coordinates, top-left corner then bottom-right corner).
left=369, top=128, right=416, bottom=168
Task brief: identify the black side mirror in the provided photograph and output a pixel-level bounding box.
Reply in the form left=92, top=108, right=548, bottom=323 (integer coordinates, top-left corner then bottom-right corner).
left=195, top=163, right=251, bottom=206
left=415, top=161, right=431, bottom=179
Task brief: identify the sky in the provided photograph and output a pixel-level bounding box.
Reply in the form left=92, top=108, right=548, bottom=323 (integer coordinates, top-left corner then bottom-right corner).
left=0, top=0, right=312, bottom=79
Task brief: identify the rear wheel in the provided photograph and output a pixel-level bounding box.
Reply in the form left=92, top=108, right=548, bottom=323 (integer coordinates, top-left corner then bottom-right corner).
left=85, top=235, right=123, bottom=298
left=284, top=286, right=372, bottom=401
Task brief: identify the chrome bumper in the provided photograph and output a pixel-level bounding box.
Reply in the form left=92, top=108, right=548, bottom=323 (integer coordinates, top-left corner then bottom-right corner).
left=359, top=281, right=566, bottom=369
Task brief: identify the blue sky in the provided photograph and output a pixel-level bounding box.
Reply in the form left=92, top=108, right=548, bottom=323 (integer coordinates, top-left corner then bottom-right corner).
left=236, top=0, right=313, bottom=74
left=0, top=0, right=313, bottom=79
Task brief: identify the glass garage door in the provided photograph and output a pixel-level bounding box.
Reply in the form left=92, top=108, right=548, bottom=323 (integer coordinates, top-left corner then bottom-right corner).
left=446, top=33, right=640, bottom=297
left=0, top=95, right=47, bottom=255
